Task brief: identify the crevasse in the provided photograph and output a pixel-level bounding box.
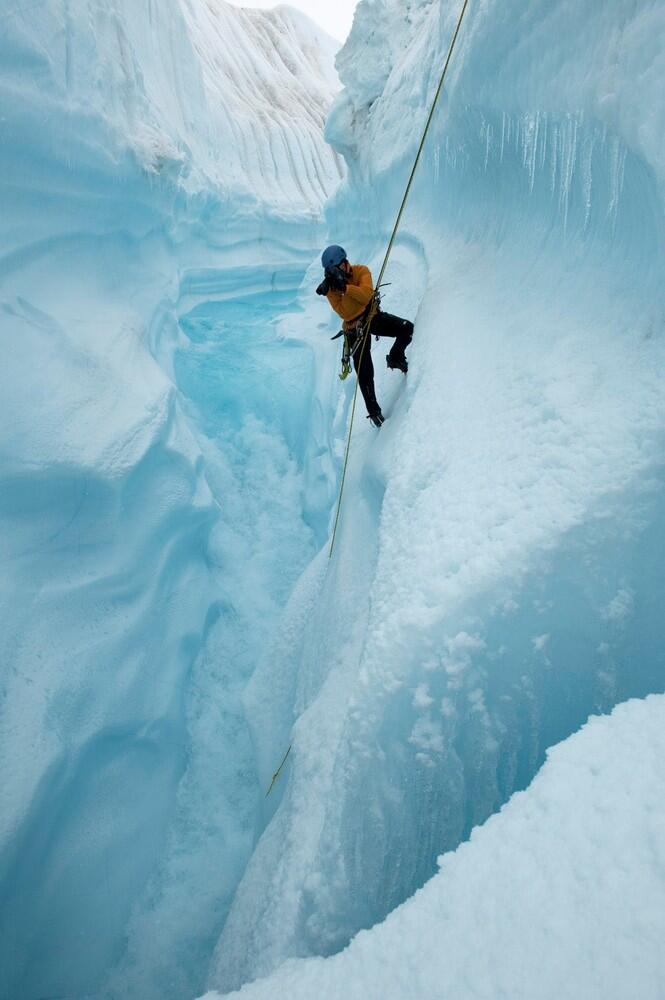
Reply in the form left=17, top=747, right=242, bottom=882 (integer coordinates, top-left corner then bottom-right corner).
left=206, top=0, right=665, bottom=994
left=0, top=3, right=342, bottom=999
left=2, top=1, right=665, bottom=999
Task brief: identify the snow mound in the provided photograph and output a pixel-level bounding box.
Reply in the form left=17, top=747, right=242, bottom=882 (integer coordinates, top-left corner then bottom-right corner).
left=207, top=695, right=665, bottom=1000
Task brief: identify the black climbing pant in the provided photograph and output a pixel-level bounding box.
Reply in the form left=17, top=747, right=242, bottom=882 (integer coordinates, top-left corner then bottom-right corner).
left=348, top=310, right=413, bottom=417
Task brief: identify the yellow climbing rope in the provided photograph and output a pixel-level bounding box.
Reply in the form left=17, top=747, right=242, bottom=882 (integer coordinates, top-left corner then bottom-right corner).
left=328, top=0, right=472, bottom=561
left=265, top=745, right=292, bottom=797
left=267, top=0, right=472, bottom=795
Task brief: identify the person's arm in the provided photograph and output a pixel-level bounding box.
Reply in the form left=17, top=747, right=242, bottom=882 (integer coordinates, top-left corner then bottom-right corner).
left=344, top=267, right=374, bottom=308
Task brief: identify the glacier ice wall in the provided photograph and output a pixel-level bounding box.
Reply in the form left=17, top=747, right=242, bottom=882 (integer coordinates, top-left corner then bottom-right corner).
left=0, top=2, right=342, bottom=998
left=208, top=0, right=665, bottom=992
left=208, top=695, right=665, bottom=1000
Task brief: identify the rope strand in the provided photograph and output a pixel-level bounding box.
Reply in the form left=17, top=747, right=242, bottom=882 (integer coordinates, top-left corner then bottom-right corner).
left=267, top=0, right=472, bottom=794
left=328, top=0, right=471, bottom=561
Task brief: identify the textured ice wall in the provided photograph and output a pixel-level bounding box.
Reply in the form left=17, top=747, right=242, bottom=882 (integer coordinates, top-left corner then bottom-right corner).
left=0, top=2, right=342, bottom=998
left=208, top=0, right=665, bottom=992
left=208, top=695, right=665, bottom=1000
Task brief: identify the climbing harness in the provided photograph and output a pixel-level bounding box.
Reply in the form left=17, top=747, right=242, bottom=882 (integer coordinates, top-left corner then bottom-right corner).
left=328, top=0, right=472, bottom=562
left=332, top=301, right=378, bottom=381
left=266, top=0, right=471, bottom=796
left=374, top=284, right=391, bottom=340
left=332, top=331, right=356, bottom=381
left=340, top=344, right=352, bottom=381
left=340, top=330, right=362, bottom=382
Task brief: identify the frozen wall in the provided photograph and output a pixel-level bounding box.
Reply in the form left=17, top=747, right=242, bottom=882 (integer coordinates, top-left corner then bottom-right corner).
left=208, top=0, right=665, bottom=993
left=0, top=2, right=342, bottom=998
left=208, top=695, right=665, bottom=1000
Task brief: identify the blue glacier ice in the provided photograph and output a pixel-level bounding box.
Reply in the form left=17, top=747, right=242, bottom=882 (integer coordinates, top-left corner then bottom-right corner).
left=0, top=2, right=341, bottom=998
left=208, top=694, right=665, bottom=1000
left=1, top=1, right=665, bottom=999
left=207, top=0, right=665, bottom=994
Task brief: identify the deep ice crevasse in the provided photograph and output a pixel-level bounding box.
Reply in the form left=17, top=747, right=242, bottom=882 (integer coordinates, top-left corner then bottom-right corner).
left=0, top=2, right=343, bottom=998
left=207, top=0, right=665, bottom=992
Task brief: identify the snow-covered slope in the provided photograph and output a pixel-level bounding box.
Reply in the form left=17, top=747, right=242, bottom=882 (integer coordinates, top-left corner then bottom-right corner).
left=0, top=3, right=341, bottom=999
left=206, top=0, right=665, bottom=993
left=209, top=695, right=665, bottom=1000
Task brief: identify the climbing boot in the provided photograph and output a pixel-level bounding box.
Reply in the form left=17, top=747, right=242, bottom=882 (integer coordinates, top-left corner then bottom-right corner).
left=386, top=352, right=408, bottom=374
left=367, top=409, right=385, bottom=428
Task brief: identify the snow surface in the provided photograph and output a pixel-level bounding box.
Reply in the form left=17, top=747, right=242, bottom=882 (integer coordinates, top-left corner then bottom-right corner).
left=0, top=3, right=342, bottom=998
left=206, top=0, right=665, bottom=993
left=207, top=695, right=665, bottom=1000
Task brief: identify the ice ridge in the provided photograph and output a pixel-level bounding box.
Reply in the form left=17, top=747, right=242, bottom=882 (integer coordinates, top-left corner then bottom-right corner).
left=0, top=2, right=342, bottom=999
left=209, top=695, right=665, bottom=1000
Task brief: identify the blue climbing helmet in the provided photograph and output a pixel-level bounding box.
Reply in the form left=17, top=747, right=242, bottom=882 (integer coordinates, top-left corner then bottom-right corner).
left=321, top=244, right=347, bottom=269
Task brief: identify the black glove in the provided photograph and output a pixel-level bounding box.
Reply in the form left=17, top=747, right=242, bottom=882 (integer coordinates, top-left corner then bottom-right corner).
left=325, top=265, right=348, bottom=292
left=316, top=278, right=330, bottom=296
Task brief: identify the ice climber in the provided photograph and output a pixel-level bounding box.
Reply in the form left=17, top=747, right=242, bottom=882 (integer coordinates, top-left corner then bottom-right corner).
left=316, top=245, right=413, bottom=427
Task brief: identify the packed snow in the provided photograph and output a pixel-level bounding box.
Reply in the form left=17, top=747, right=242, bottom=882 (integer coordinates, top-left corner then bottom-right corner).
left=206, top=695, right=665, bottom=1000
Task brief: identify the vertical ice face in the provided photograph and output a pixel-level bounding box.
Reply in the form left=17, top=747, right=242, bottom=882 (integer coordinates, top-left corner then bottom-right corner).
left=208, top=0, right=665, bottom=993
left=177, top=0, right=344, bottom=211
left=205, top=695, right=665, bottom=1000
left=0, top=2, right=342, bottom=999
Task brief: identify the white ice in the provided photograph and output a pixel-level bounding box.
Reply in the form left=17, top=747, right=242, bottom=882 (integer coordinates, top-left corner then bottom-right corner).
left=207, top=695, right=665, bottom=1000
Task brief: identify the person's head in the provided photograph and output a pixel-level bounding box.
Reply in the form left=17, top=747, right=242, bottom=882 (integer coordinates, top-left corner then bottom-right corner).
left=321, top=245, right=347, bottom=270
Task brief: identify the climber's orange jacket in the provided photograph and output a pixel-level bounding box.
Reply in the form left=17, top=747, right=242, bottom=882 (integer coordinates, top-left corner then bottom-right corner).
left=326, top=264, right=374, bottom=330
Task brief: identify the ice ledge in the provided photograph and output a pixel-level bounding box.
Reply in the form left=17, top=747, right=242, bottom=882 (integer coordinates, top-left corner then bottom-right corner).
left=207, top=694, right=665, bottom=1000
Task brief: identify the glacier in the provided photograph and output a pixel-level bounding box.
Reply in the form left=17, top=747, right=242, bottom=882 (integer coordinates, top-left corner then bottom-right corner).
left=0, top=2, right=342, bottom=998
left=1, top=0, right=665, bottom=999
left=206, top=0, right=665, bottom=994
left=209, top=695, right=665, bottom=1000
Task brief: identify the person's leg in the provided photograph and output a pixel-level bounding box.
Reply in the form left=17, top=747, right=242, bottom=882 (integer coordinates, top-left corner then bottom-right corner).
left=370, top=311, right=413, bottom=368
left=352, top=332, right=382, bottom=419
